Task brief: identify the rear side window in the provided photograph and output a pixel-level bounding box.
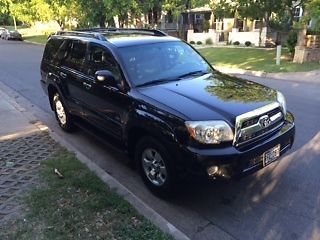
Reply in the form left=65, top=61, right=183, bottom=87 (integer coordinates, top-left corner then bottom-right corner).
left=43, top=38, right=64, bottom=63
left=63, top=41, right=87, bottom=72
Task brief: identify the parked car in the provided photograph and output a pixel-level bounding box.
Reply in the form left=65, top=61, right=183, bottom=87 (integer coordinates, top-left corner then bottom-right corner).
left=1, top=29, right=22, bottom=40
left=40, top=29, right=295, bottom=196
left=0, top=27, right=6, bottom=37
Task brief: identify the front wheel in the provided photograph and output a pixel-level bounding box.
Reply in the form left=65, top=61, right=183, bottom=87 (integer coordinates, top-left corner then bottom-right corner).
left=135, top=136, right=177, bottom=197
left=52, top=93, right=75, bottom=132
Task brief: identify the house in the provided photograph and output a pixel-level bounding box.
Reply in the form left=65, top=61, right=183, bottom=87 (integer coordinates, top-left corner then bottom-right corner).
left=180, top=6, right=267, bottom=46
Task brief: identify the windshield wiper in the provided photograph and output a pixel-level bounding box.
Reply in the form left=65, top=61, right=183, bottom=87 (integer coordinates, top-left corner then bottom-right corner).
left=177, top=70, right=210, bottom=79
left=136, top=78, right=177, bottom=87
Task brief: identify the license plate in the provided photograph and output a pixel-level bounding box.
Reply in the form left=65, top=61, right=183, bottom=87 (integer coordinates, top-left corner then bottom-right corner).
left=263, top=144, right=280, bottom=166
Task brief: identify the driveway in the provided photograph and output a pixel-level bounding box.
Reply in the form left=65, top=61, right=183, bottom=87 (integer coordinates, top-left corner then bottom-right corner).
left=0, top=39, right=319, bottom=240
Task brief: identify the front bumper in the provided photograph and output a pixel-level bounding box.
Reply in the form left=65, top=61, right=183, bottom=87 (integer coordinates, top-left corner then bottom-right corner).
left=179, top=112, right=295, bottom=179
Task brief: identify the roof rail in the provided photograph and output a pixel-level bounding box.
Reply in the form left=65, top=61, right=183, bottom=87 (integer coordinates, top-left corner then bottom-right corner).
left=76, top=28, right=167, bottom=37
left=55, top=31, right=107, bottom=41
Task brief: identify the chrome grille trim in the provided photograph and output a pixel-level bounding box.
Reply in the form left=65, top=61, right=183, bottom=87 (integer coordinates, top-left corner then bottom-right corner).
left=233, top=102, right=283, bottom=146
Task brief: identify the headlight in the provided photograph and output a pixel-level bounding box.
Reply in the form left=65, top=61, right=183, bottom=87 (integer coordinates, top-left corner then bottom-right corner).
left=185, top=121, right=234, bottom=144
left=277, top=91, right=287, bottom=115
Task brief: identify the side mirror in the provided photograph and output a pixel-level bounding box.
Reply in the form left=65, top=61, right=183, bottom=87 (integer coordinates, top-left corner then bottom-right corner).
left=95, top=70, right=117, bottom=87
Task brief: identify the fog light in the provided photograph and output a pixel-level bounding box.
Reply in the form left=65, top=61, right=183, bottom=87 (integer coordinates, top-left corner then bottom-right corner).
left=207, top=166, right=219, bottom=177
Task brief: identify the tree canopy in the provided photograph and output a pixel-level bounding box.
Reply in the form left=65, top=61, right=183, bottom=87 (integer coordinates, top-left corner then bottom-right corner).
left=0, top=0, right=319, bottom=31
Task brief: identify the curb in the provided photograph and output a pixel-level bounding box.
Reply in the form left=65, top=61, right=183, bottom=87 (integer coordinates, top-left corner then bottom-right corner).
left=0, top=81, right=190, bottom=240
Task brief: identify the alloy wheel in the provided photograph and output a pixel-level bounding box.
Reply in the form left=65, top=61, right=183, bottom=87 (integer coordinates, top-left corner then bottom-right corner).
left=141, top=148, right=167, bottom=186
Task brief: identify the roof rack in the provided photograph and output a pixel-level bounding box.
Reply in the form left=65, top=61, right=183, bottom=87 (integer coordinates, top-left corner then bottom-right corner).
left=55, top=31, right=107, bottom=41
left=76, top=28, right=167, bottom=37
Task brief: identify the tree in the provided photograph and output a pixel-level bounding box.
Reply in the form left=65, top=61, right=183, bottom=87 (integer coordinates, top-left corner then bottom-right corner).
left=293, top=0, right=320, bottom=62
left=305, top=0, right=320, bottom=30
left=0, top=0, right=11, bottom=25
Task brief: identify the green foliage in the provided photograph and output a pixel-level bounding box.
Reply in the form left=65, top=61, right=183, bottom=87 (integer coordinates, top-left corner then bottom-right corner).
left=210, top=0, right=235, bottom=19
left=203, top=20, right=210, bottom=32
left=190, top=40, right=195, bottom=44
left=245, top=41, right=251, bottom=47
left=196, top=41, right=202, bottom=45
left=191, top=0, right=210, bottom=8
left=286, top=31, right=297, bottom=57
left=233, top=41, right=240, bottom=45
left=205, top=38, right=213, bottom=45
left=162, top=0, right=187, bottom=21
left=0, top=149, right=173, bottom=240
left=305, top=0, right=320, bottom=31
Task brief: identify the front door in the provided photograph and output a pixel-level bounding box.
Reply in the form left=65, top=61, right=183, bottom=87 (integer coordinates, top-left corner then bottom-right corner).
left=81, top=44, right=129, bottom=141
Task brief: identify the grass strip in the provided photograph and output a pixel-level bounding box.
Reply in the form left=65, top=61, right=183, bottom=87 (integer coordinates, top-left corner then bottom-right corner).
left=198, top=47, right=320, bottom=73
left=0, top=149, right=172, bottom=240
left=23, top=35, right=48, bottom=45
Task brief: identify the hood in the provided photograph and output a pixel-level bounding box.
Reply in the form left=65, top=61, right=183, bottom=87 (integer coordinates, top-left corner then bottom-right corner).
left=138, top=72, right=277, bottom=125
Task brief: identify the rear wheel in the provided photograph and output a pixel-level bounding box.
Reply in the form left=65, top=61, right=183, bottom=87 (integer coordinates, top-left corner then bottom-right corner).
left=52, top=92, right=75, bottom=132
left=135, top=136, right=177, bottom=197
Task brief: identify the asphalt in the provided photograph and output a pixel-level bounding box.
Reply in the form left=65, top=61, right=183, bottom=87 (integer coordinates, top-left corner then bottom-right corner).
left=0, top=39, right=319, bottom=240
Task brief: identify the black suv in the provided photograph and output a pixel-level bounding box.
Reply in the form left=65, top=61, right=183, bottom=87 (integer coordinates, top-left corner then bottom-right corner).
left=40, top=28, right=295, bottom=196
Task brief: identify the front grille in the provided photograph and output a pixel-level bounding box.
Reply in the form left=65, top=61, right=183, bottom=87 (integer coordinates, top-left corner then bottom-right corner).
left=234, top=103, right=284, bottom=146
left=242, top=108, right=282, bottom=129
left=239, top=121, right=283, bottom=142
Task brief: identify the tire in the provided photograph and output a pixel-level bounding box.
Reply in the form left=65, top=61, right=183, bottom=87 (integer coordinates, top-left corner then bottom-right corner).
left=135, top=136, right=177, bottom=197
left=52, top=92, right=75, bottom=132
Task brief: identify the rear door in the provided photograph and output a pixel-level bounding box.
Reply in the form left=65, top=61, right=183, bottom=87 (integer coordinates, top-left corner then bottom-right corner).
left=59, top=39, right=90, bottom=114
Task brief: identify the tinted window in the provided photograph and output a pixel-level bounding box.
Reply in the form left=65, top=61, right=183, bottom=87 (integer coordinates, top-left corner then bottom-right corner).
left=87, top=45, right=121, bottom=83
left=118, top=41, right=212, bottom=86
left=64, top=41, right=87, bottom=72
left=43, top=38, right=64, bottom=63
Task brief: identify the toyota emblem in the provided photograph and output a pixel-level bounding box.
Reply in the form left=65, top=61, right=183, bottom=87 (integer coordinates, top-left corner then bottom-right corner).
left=259, top=115, right=271, bottom=128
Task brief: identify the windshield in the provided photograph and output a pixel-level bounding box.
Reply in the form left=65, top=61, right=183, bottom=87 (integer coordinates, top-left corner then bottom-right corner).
left=118, top=41, right=213, bottom=87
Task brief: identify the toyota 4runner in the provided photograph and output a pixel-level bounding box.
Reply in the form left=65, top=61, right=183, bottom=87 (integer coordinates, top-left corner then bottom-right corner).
left=40, top=28, right=295, bottom=196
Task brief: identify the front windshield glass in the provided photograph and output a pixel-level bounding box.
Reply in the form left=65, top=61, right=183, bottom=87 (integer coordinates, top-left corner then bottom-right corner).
left=118, top=41, right=213, bottom=87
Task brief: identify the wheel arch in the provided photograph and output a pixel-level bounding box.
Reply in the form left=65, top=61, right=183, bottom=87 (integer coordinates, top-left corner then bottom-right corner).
left=126, top=112, right=179, bottom=162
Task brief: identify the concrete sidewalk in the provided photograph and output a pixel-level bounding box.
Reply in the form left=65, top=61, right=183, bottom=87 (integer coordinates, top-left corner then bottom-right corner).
left=0, top=88, right=58, bottom=224
left=0, top=90, right=44, bottom=140
left=215, top=66, right=320, bottom=84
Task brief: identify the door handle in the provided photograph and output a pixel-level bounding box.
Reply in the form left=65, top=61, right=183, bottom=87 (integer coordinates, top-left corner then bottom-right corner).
left=103, top=85, right=118, bottom=92
left=60, top=72, right=67, bottom=78
left=83, top=82, right=92, bottom=90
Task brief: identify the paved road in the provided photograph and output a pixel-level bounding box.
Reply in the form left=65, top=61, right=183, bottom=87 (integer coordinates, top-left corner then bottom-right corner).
left=1, top=39, right=320, bottom=240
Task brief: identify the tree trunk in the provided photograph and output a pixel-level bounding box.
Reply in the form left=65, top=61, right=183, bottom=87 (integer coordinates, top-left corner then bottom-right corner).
left=293, top=8, right=308, bottom=63
left=13, top=15, right=17, bottom=30
left=99, top=15, right=106, bottom=28
left=259, top=18, right=263, bottom=47
left=233, top=10, right=238, bottom=28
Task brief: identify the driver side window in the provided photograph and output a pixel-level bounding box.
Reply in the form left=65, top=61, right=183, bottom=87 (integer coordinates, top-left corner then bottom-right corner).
left=87, top=45, right=121, bottom=83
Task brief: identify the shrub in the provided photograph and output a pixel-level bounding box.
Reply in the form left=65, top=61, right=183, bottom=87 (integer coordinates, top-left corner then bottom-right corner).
left=233, top=41, right=240, bottom=46
left=203, top=20, right=210, bottom=32
left=286, top=31, right=298, bottom=57
left=205, top=38, right=213, bottom=45
left=245, top=41, right=251, bottom=47
left=196, top=41, right=202, bottom=45
left=190, top=41, right=195, bottom=44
